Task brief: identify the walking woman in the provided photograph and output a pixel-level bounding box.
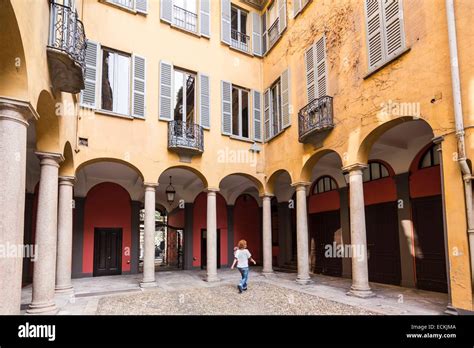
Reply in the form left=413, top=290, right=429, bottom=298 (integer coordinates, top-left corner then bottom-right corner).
left=231, top=240, right=256, bottom=293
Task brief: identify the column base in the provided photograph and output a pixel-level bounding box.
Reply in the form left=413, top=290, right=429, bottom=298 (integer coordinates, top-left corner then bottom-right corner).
left=55, top=285, right=74, bottom=295
left=347, top=287, right=375, bottom=298
left=26, top=301, right=58, bottom=315
left=262, top=269, right=274, bottom=276
left=205, top=274, right=220, bottom=283
left=296, top=276, right=312, bottom=285
left=444, top=305, right=459, bottom=315
left=140, top=280, right=157, bottom=288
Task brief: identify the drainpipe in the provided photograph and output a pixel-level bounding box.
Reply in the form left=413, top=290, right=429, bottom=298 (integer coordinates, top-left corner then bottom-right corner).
left=445, top=0, right=474, bottom=286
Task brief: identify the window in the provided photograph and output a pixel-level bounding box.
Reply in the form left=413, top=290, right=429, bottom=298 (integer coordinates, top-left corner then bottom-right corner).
left=101, top=48, right=131, bottom=115
left=173, top=0, right=198, bottom=32
left=231, top=6, right=249, bottom=52
left=231, top=86, right=250, bottom=138
left=293, top=0, right=310, bottom=18
left=262, top=0, right=287, bottom=53
left=104, top=0, right=148, bottom=14
left=173, top=68, right=196, bottom=124
left=363, top=161, right=390, bottom=182
left=313, top=176, right=338, bottom=194
left=264, top=68, right=290, bottom=141
left=365, top=0, right=405, bottom=71
left=270, top=80, right=282, bottom=136
left=419, top=146, right=440, bottom=169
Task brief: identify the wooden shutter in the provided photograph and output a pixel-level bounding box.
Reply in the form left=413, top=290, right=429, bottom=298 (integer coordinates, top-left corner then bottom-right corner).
left=221, top=81, right=232, bottom=135
left=200, top=0, right=211, bottom=38
left=199, top=73, right=210, bottom=129
left=252, top=13, right=262, bottom=57
left=278, top=0, right=287, bottom=34
left=221, top=0, right=231, bottom=45
left=132, top=54, right=146, bottom=118
left=253, top=90, right=262, bottom=142
left=293, top=0, right=301, bottom=18
left=80, top=40, right=100, bottom=108
left=264, top=89, right=271, bottom=141
left=281, top=68, right=291, bottom=128
left=262, top=12, right=267, bottom=54
left=315, top=35, right=327, bottom=97
left=135, top=0, right=148, bottom=14
left=304, top=44, right=315, bottom=103
left=382, top=0, right=404, bottom=59
left=159, top=61, right=173, bottom=121
left=161, top=0, right=173, bottom=24
left=365, top=0, right=384, bottom=70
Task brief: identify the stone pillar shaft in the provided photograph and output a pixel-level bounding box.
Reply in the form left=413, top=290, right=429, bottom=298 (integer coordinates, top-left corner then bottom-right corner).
left=294, top=183, right=311, bottom=284
left=262, top=195, right=273, bottom=274
left=140, top=184, right=157, bottom=288
left=206, top=189, right=219, bottom=282
left=0, top=103, right=31, bottom=314
left=55, top=177, right=75, bottom=294
left=28, top=152, right=63, bottom=314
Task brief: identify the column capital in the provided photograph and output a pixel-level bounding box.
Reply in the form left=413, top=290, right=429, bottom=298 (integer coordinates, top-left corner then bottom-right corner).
left=206, top=187, right=220, bottom=193
left=35, top=152, right=64, bottom=167
left=342, top=163, right=368, bottom=173
left=59, top=176, right=76, bottom=186
left=260, top=193, right=274, bottom=199
left=432, top=136, right=444, bottom=145
left=144, top=182, right=158, bottom=190
left=0, top=98, right=39, bottom=126
left=291, top=181, right=312, bottom=190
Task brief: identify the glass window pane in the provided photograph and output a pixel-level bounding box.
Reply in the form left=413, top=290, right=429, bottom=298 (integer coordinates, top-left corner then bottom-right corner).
left=324, top=177, right=330, bottom=192
left=115, top=53, right=130, bottom=115
left=185, top=73, right=195, bottom=124
left=331, top=179, right=336, bottom=191
left=174, top=70, right=184, bottom=121
left=242, top=90, right=249, bottom=138
left=232, top=87, right=239, bottom=136
left=362, top=168, right=370, bottom=182
left=101, top=50, right=114, bottom=112
left=432, top=149, right=440, bottom=166
left=240, top=11, right=247, bottom=35
left=381, top=164, right=389, bottom=178
left=231, top=8, right=238, bottom=31
left=420, top=152, right=431, bottom=168
left=318, top=179, right=324, bottom=193
left=371, top=163, right=381, bottom=180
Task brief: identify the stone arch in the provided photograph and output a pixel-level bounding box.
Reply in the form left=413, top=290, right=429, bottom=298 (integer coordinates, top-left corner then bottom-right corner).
left=59, top=141, right=74, bottom=177
left=75, top=157, right=145, bottom=182
left=300, top=149, right=344, bottom=183
left=159, top=165, right=208, bottom=188
left=218, top=172, right=265, bottom=197
left=266, top=169, right=293, bottom=195
left=35, top=90, right=60, bottom=153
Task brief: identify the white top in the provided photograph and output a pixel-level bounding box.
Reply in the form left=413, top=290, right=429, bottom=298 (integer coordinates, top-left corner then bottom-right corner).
left=235, top=249, right=251, bottom=268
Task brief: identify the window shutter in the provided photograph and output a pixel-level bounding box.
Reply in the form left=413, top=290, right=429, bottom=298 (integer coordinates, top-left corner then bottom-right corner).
left=135, top=0, right=148, bottom=14
left=132, top=54, right=146, bottom=118
left=264, top=89, right=271, bottom=141
left=200, top=0, right=211, bottom=38
left=315, top=35, right=327, bottom=98
left=199, top=73, right=210, bottom=129
left=278, top=0, right=287, bottom=35
left=293, top=0, right=301, bottom=18
left=161, top=0, right=173, bottom=24
left=382, top=0, right=404, bottom=59
left=365, top=0, right=384, bottom=70
left=304, top=44, right=315, bottom=103
left=80, top=40, right=100, bottom=109
left=221, top=0, right=231, bottom=45
left=252, top=90, right=262, bottom=142
left=221, top=80, right=232, bottom=135
left=262, top=12, right=267, bottom=55
left=281, top=68, right=291, bottom=129
left=159, top=61, right=173, bottom=121
left=252, top=13, right=262, bottom=57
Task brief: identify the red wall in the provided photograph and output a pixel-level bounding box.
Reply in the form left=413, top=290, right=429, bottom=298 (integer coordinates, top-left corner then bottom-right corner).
left=83, top=182, right=132, bottom=274
left=308, top=190, right=340, bottom=214
left=168, top=208, right=185, bottom=228
left=233, top=195, right=261, bottom=263
left=192, top=192, right=228, bottom=267
left=409, top=144, right=442, bottom=198
left=363, top=177, right=398, bottom=206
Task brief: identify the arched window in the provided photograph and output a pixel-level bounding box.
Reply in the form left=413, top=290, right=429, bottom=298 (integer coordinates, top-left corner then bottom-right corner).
left=419, top=145, right=440, bottom=169
left=363, top=161, right=390, bottom=182
left=313, top=176, right=338, bottom=194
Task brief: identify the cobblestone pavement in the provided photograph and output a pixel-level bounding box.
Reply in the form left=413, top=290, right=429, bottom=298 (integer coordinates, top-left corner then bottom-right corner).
left=96, top=282, right=378, bottom=315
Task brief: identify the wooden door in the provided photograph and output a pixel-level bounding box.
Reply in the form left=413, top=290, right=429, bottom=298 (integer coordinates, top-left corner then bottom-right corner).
left=93, top=228, right=122, bottom=277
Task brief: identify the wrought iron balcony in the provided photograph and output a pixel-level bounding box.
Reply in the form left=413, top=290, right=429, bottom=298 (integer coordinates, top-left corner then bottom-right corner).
left=173, top=5, right=198, bottom=33
left=298, top=96, right=334, bottom=143
left=268, top=18, right=280, bottom=49
left=231, top=29, right=250, bottom=52
left=168, top=120, right=204, bottom=156
left=47, top=1, right=87, bottom=93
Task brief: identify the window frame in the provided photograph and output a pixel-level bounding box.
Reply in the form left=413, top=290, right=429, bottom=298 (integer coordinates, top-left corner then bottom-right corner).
left=172, top=0, right=199, bottom=33
left=173, top=67, right=197, bottom=124
left=270, top=78, right=282, bottom=138
left=363, top=161, right=391, bottom=183
left=419, top=146, right=440, bottom=169
left=231, top=85, right=251, bottom=139
left=230, top=5, right=250, bottom=52
left=313, top=176, right=338, bottom=195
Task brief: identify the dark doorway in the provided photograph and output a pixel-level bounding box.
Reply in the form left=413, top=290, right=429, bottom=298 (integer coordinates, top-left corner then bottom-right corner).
left=310, top=210, right=342, bottom=277
left=365, top=202, right=402, bottom=286
left=201, top=229, right=221, bottom=269
left=93, top=228, right=122, bottom=277
left=412, top=195, right=448, bottom=293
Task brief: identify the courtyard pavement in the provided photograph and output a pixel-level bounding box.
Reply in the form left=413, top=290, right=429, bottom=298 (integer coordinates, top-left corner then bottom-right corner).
left=20, top=268, right=449, bottom=315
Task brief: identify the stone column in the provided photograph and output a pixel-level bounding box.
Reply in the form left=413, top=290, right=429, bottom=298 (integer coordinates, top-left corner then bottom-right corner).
left=293, top=182, right=311, bottom=284
left=140, top=184, right=157, bottom=288
left=206, top=189, right=219, bottom=282
left=28, top=152, right=63, bottom=314
left=0, top=102, right=34, bottom=315
left=262, top=195, right=274, bottom=274
left=55, top=176, right=75, bottom=294
left=343, top=164, right=374, bottom=298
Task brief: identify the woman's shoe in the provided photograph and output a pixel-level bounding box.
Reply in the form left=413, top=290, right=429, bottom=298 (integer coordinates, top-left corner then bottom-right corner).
left=237, top=285, right=243, bottom=293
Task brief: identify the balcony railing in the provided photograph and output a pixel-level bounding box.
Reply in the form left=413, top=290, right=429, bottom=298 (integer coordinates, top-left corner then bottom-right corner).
left=268, top=18, right=280, bottom=49
left=48, top=1, right=86, bottom=70
left=298, top=96, right=334, bottom=143
left=231, top=29, right=250, bottom=52
left=173, top=5, right=197, bottom=32
left=168, top=120, right=204, bottom=155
